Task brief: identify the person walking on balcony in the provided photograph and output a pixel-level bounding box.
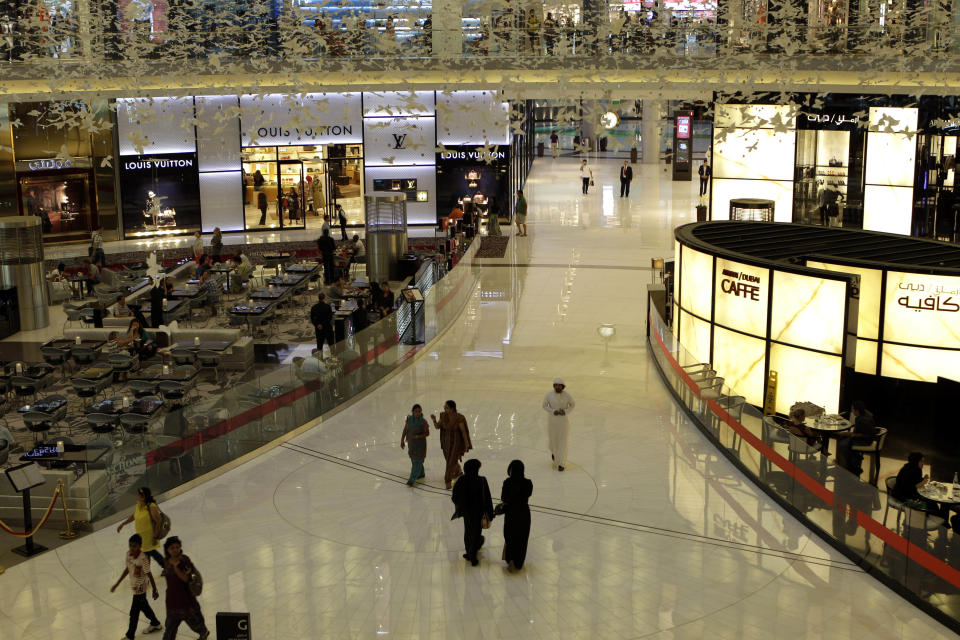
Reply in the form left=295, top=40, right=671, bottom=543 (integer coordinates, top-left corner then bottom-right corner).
left=515, top=189, right=528, bottom=236
left=526, top=9, right=540, bottom=54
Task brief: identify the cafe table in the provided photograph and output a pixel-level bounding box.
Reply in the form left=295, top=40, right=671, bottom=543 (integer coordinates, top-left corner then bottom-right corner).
left=17, top=395, right=69, bottom=422
left=19, top=443, right=109, bottom=465
left=129, top=364, right=199, bottom=383
left=2, top=362, right=56, bottom=387
left=168, top=285, right=204, bottom=299
left=43, top=338, right=106, bottom=351
left=141, top=299, right=185, bottom=323
left=265, top=273, right=307, bottom=287
left=249, top=287, right=288, bottom=301
left=209, top=264, right=234, bottom=290
left=174, top=340, right=232, bottom=351
left=284, top=262, right=319, bottom=274
left=804, top=414, right=852, bottom=456
left=74, top=365, right=114, bottom=382
left=919, top=482, right=960, bottom=506
left=88, top=395, right=164, bottom=416
left=66, top=274, right=86, bottom=299
left=229, top=301, right=275, bottom=335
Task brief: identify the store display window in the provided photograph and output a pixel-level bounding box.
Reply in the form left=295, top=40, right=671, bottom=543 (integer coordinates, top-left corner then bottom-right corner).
left=793, top=128, right=865, bottom=228
left=19, top=170, right=95, bottom=241
left=118, top=153, right=201, bottom=238
left=241, top=144, right=363, bottom=231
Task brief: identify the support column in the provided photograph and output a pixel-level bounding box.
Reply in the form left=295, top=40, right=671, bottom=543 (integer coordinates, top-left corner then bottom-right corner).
left=642, top=100, right=664, bottom=164
left=432, top=0, right=461, bottom=58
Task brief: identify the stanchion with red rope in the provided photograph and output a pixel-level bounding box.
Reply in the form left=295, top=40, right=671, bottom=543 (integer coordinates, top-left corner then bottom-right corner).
left=0, top=484, right=61, bottom=538
left=0, top=482, right=63, bottom=558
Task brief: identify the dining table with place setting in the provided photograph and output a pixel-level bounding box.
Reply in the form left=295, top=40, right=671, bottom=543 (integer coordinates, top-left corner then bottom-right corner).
left=17, top=395, right=68, bottom=416
left=249, top=286, right=288, bottom=301
left=129, top=364, right=200, bottom=383
left=87, top=395, right=165, bottom=416
left=43, top=338, right=107, bottom=351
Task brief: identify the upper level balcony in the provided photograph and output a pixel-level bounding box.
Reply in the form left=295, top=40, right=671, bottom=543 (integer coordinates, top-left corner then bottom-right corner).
left=3, top=8, right=960, bottom=101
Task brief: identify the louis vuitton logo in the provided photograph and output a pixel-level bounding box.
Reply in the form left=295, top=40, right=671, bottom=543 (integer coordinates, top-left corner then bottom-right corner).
left=391, top=133, right=407, bottom=149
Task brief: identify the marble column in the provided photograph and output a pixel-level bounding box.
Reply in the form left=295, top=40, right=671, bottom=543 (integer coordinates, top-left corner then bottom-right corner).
left=642, top=100, right=664, bottom=164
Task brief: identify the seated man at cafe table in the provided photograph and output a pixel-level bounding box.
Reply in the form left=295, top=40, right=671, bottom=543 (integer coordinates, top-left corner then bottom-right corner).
left=378, top=281, right=395, bottom=318
left=892, top=452, right=950, bottom=523
left=784, top=407, right=820, bottom=449
left=230, top=254, right=254, bottom=292
left=326, top=277, right=346, bottom=302
left=200, top=270, right=222, bottom=315
left=113, top=296, right=134, bottom=318
left=196, top=254, right=214, bottom=278
left=350, top=234, right=365, bottom=259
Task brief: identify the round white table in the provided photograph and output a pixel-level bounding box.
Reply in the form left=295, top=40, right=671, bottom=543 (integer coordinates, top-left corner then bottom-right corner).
left=918, top=482, right=960, bottom=506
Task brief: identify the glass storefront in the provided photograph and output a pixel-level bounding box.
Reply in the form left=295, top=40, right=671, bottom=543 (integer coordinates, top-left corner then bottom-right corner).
left=241, top=144, right=364, bottom=230
left=19, top=169, right=94, bottom=240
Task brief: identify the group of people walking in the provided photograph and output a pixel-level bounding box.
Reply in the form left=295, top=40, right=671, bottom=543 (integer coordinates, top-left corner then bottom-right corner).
left=399, top=379, right=575, bottom=570
left=115, top=487, right=208, bottom=640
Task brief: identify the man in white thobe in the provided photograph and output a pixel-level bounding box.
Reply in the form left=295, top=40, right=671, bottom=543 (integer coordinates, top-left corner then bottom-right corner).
left=543, top=378, right=575, bottom=471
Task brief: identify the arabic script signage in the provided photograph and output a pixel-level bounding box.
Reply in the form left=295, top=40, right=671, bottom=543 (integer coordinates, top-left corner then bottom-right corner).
left=883, top=272, right=960, bottom=348
left=797, top=110, right=865, bottom=131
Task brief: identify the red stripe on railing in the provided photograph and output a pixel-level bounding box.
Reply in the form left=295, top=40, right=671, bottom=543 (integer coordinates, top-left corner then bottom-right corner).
left=649, top=313, right=960, bottom=589
left=147, top=267, right=474, bottom=468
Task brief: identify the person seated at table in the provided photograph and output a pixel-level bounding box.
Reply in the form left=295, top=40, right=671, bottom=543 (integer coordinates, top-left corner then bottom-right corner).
left=196, top=254, right=214, bottom=278
left=294, top=354, right=327, bottom=381
left=350, top=234, right=365, bottom=259
left=81, top=258, right=100, bottom=296
left=113, top=296, right=133, bottom=318
left=836, top=400, right=877, bottom=475
left=115, top=318, right=156, bottom=359
left=378, top=281, right=395, bottom=318
left=784, top=408, right=820, bottom=449
left=103, top=331, right=120, bottom=354
left=326, top=277, right=346, bottom=302
left=892, top=452, right=951, bottom=525
left=199, top=271, right=221, bottom=316
left=352, top=298, right=371, bottom=332
left=229, top=255, right=254, bottom=293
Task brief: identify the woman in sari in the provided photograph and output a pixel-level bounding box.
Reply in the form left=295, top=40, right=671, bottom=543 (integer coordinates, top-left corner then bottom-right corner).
left=431, top=400, right=472, bottom=489
left=400, top=404, right=429, bottom=486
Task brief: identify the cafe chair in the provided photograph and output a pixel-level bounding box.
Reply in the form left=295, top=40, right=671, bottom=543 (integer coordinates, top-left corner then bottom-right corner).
left=196, top=350, right=223, bottom=384
left=902, top=506, right=945, bottom=539
left=713, top=395, right=745, bottom=449
left=154, top=435, right=192, bottom=481
left=158, top=380, right=189, bottom=403
left=23, top=411, right=55, bottom=444
left=41, top=346, right=71, bottom=380
left=87, top=412, right=120, bottom=436
left=681, top=362, right=711, bottom=373
left=120, top=412, right=152, bottom=448
left=108, top=352, right=139, bottom=383
left=170, top=348, right=197, bottom=367
left=851, top=427, right=888, bottom=486
left=11, top=376, right=39, bottom=405
left=62, top=302, right=86, bottom=330
left=128, top=380, right=158, bottom=398
left=71, top=378, right=103, bottom=409
left=883, top=476, right=908, bottom=530
left=762, top=415, right=792, bottom=446
left=70, top=346, right=98, bottom=368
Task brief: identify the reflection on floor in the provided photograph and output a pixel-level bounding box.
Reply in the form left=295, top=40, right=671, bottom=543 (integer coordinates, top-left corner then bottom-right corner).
left=0, top=157, right=952, bottom=640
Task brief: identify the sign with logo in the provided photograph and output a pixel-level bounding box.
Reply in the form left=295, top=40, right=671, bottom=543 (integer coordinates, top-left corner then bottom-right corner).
left=437, top=145, right=508, bottom=164
left=118, top=152, right=201, bottom=239
left=373, top=178, right=418, bottom=201
left=240, top=93, right=362, bottom=147
left=216, top=612, right=250, bottom=640
left=15, top=158, right=92, bottom=172
left=676, top=115, right=691, bottom=139
left=363, top=116, right=435, bottom=166
left=713, top=258, right=769, bottom=337
left=883, top=272, right=960, bottom=349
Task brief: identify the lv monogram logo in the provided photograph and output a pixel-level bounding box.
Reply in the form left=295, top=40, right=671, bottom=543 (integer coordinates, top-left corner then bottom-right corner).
left=391, top=133, right=407, bottom=149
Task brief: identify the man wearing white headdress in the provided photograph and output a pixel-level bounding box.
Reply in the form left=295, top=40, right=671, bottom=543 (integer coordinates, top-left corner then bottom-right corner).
left=542, top=378, right=575, bottom=471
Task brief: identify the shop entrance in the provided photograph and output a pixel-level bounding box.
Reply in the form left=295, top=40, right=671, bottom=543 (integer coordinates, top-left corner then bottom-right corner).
left=19, top=171, right=96, bottom=242
left=242, top=144, right=363, bottom=231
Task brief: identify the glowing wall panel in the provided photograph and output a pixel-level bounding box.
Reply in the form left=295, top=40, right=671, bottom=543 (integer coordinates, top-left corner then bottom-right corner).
left=865, top=133, right=916, bottom=187
left=679, top=245, right=713, bottom=320
left=855, top=339, right=878, bottom=375
left=769, top=344, right=843, bottom=414
left=713, top=128, right=796, bottom=181
left=770, top=271, right=847, bottom=354
left=712, top=326, right=766, bottom=407
left=806, top=261, right=882, bottom=339
left=883, top=271, right=960, bottom=348
left=713, top=257, right=769, bottom=337
left=679, top=310, right=712, bottom=365
left=880, top=344, right=960, bottom=383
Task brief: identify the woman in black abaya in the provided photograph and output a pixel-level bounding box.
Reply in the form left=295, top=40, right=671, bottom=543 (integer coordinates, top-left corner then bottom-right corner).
left=500, top=459, right=533, bottom=571
left=451, top=459, right=494, bottom=566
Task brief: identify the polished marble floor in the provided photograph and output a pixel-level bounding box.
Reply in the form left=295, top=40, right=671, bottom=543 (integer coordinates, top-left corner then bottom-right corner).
left=1, top=157, right=953, bottom=639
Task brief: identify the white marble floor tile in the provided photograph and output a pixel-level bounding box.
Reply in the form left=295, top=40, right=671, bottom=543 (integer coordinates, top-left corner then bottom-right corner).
left=1, top=158, right=954, bottom=640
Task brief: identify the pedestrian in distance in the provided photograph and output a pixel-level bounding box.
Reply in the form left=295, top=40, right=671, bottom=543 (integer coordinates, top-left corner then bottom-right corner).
left=431, top=400, right=473, bottom=489
left=515, top=189, right=528, bottom=237
left=499, top=460, right=533, bottom=572
left=400, top=403, right=429, bottom=486
left=111, top=533, right=163, bottom=639
left=161, top=536, right=209, bottom=640
left=117, top=487, right=166, bottom=568
left=542, top=378, right=575, bottom=471
left=619, top=160, right=634, bottom=197
left=451, top=458, right=494, bottom=566
left=580, top=159, right=593, bottom=194
left=699, top=158, right=711, bottom=196
left=316, top=227, right=337, bottom=284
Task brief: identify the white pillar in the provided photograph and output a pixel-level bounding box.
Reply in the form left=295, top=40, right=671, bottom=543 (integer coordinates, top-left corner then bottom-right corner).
left=432, top=0, right=461, bottom=58
left=642, top=100, right=664, bottom=164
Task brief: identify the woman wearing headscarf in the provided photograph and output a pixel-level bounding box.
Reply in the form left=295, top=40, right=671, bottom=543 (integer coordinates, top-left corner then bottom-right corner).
left=451, top=459, right=494, bottom=566
left=431, top=400, right=472, bottom=489
left=400, top=403, right=429, bottom=486
left=499, top=460, right=533, bottom=571
left=161, top=536, right=209, bottom=640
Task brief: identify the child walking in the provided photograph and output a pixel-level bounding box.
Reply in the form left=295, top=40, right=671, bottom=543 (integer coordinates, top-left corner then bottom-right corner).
left=111, top=533, right=163, bottom=638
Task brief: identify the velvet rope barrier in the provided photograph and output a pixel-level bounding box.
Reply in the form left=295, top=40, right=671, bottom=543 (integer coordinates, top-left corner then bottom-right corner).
left=0, top=485, right=61, bottom=538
